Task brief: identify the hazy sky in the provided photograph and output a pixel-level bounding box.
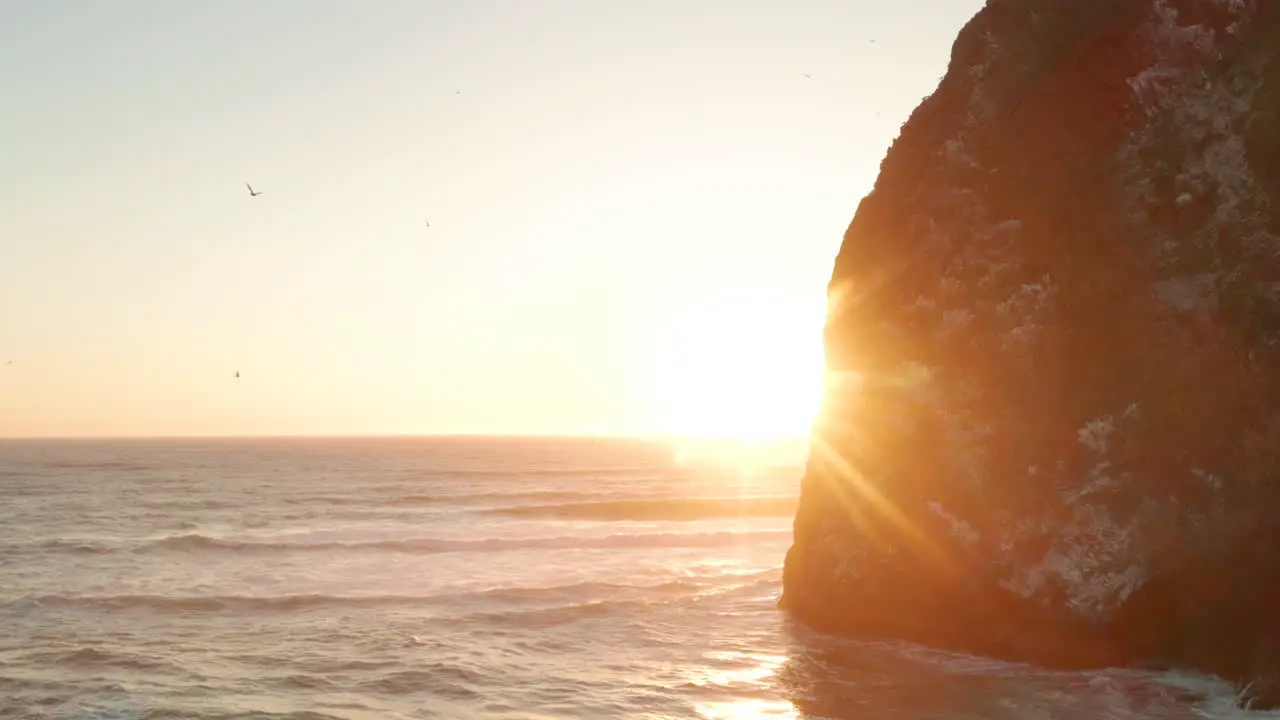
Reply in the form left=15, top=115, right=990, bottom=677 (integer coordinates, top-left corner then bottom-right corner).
left=0, top=0, right=984, bottom=439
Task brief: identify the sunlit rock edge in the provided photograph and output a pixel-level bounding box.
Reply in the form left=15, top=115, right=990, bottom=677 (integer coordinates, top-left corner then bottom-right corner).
left=782, top=0, right=1280, bottom=708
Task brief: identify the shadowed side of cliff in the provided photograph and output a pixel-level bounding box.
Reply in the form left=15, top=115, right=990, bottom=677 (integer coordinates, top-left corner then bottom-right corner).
left=783, top=0, right=1280, bottom=708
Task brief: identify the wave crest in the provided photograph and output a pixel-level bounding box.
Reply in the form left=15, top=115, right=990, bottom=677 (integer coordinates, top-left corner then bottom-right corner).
left=488, top=497, right=797, bottom=521
left=10, top=578, right=711, bottom=615
left=13, top=529, right=790, bottom=557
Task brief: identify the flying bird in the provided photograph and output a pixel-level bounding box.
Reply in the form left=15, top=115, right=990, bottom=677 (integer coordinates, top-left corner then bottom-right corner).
left=425, top=220, right=431, bottom=227
left=246, top=183, right=263, bottom=197
left=235, top=371, right=240, bottom=378
left=803, top=73, right=811, bottom=79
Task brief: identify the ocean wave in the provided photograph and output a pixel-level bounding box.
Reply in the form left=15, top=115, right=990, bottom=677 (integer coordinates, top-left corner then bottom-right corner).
left=0, top=470, right=51, bottom=483
left=358, top=664, right=485, bottom=698
left=15, top=592, right=451, bottom=614
left=285, top=488, right=616, bottom=508
left=58, top=647, right=170, bottom=671
left=132, top=498, right=247, bottom=511
left=452, top=489, right=621, bottom=504
left=434, top=466, right=657, bottom=479
left=465, top=598, right=658, bottom=629
left=20, top=646, right=182, bottom=673
left=488, top=497, right=798, bottom=521
left=42, top=460, right=154, bottom=471
left=8, top=579, right=703, bottom=616
left=449, top=579, right=698, bottom=606
left=11, top=529, right=790, bottom=556
left=129, top=712, right=350, bottom=720
left=21, top=539, right=117, bottom=555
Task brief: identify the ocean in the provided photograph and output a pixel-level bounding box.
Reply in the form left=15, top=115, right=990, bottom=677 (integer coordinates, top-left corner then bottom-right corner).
left=0, top=437, right=1271, bottom=720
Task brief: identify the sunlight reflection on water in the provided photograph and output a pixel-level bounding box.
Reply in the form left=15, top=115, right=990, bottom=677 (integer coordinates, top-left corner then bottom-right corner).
left=692, top=652, right=789, bottom=687
left=695, top=698, right=801, bottom=720
left=686, top=652, right=799, bottom=719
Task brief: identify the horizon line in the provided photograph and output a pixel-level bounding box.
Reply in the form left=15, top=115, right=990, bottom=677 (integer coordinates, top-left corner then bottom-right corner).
left=0, top=432, right=814, bottom=443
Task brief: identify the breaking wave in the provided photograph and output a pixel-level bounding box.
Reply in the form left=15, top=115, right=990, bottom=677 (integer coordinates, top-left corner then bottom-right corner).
left=487, top=497, right=797, bottom=521
left=9, top=578, right=712, bottom=615
left=13, top=528, right=791, bottom=557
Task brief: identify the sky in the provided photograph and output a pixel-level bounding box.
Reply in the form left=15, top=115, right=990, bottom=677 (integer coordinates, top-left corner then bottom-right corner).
left=0, top=0, right=985, bottom=439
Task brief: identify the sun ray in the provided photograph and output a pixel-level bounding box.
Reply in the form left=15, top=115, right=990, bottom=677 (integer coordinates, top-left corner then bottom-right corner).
left=805, top=402, right=957, bottom=576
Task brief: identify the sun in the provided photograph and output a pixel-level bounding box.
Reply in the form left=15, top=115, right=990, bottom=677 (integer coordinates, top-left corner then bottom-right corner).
left=653, top=291, right=826, bottom=444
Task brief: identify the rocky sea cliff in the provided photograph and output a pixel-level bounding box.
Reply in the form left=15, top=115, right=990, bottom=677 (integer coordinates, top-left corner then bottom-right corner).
left=783, top=0, right=1280, bottom=707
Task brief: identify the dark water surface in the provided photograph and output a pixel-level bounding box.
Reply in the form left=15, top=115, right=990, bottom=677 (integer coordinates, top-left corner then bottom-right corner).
left=0, top=438, right=1266, bottom=719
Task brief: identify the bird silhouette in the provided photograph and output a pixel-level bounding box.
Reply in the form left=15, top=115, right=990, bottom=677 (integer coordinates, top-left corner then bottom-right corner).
left=246, top=183, right=263, bottom=197
left=235, top=371, right=240, bottom=378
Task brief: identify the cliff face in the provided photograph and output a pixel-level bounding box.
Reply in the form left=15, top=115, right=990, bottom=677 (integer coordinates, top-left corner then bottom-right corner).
left=782, top=0, right=1280, bottom=705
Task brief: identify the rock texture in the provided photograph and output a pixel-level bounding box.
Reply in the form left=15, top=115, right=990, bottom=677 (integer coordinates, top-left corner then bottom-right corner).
left=782, top=0, right=1280, bottom=707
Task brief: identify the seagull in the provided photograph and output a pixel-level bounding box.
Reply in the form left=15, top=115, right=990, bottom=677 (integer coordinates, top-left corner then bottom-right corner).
left=425, top=220, right=431, bottom=227
left=246, top=183, right=263, bottom=197
left=235, top=371, right=240, bottom=379
left=803, top=73, right=811, bottom=79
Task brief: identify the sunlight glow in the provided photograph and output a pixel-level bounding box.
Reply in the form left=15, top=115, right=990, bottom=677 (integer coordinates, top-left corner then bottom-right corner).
left=669, top=436, right=812, bottom=477
left=654, top=292, right=825, bottom=444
